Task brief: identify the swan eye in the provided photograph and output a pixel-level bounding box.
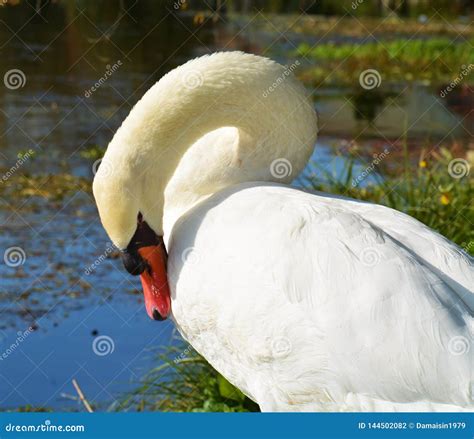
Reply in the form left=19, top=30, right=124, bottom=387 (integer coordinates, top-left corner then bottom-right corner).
left=121, top=250, right=148, bottom=276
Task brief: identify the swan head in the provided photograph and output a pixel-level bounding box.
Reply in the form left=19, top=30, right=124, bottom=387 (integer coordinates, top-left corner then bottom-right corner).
left=93, top=51, right=318, bottom=321
left=93, top=151, right=171, bottom=321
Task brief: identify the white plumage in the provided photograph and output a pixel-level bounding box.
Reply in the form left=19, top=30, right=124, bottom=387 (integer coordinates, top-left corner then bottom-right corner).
left=93, top=51, right=473, bottom=412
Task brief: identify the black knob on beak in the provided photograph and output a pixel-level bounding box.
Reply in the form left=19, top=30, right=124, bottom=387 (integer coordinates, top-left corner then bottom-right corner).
left=121, top=249, right=148, bottom=276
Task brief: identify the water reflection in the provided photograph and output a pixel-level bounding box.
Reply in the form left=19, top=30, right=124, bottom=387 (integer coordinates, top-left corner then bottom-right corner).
left=315, top=85, right=468, bottom=138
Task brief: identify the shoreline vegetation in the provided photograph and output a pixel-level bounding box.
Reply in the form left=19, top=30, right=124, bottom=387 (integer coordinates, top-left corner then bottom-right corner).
left=294, top=38, right=474, bottom=86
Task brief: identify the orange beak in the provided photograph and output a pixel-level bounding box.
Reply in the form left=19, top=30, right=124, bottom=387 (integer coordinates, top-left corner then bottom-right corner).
left=138, top=243, right=171, bottom=321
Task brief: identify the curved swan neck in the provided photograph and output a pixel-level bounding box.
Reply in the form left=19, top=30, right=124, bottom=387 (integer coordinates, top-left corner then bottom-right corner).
left=93, top=52, right=317, bottom=248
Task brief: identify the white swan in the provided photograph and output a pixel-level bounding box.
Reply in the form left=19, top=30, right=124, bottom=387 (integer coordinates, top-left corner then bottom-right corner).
left=93, top=51, right=473, bottom=412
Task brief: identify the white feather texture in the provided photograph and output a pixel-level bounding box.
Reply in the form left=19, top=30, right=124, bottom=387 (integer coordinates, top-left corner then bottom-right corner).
left=93, top=51, right=473, bottom=412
